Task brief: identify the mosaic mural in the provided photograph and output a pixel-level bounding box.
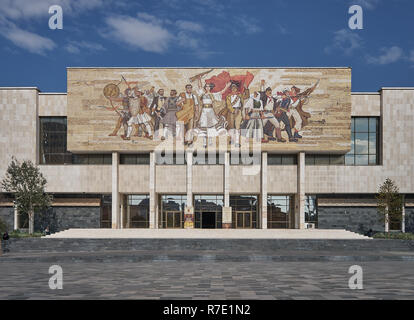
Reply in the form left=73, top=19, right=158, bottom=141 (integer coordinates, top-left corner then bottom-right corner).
left=67, top=68, right=351, bottom=152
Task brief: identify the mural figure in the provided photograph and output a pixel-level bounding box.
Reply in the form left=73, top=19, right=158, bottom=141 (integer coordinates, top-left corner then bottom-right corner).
left=225, top=83, right=250, bottom=147
left=149, top=88, right=167, bottom=138
left=106, top=87, right=132, bottom=137
left=176, top=84, right=198, bottom=145
left=123, top=87, right=153, bottom=140
left=194, top=77, right=229, bottom=147
left=101, top=70, right=319, bottom=146
left=160, top=89, right=183, bottom=140
left=241, top=91, right=264, bottom=142
left=259, top=80, right=289, bottom=143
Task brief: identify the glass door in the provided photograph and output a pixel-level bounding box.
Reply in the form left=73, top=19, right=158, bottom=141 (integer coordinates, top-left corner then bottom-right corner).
left=166, top=211, right=182, bottom=228
left=235, top=211, right=252, bottom=229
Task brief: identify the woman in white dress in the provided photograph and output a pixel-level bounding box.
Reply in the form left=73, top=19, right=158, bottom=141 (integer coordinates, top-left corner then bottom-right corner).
left=241, top=91, right=264, bottom=142
left=195, top=79, right=229, bottom=147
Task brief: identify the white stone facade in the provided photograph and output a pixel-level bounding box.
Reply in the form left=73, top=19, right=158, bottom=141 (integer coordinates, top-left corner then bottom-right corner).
left=1, top=86, right=414, bottom=231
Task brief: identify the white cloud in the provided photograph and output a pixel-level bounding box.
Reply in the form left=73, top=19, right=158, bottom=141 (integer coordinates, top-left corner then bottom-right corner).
left=0, top=0, right=104, bottom=21
left=103, top=13, right=210, bottom=56
left=2, top=26, right=56, bottom=54
left=350, top=0, right=380, bottom=10
left=176, top=20, right=204, bottom=33
left=409, top=50, right=414, bottom=63
left=64, top=40, right=105, bottom=54
left=324, top=29, right=363, bottom=56
left=366, top=46, right=404, bottom=65
left=104, top=15, right=172, bottom=53
left=233, top=15, right=261, bottom=35
left=278, top=25, right=289, bottom=35
left=0, top=0, right=104, bottom=54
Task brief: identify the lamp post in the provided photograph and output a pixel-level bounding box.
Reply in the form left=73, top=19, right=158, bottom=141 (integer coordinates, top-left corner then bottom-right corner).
left=13, top=200, right=18, bottom=231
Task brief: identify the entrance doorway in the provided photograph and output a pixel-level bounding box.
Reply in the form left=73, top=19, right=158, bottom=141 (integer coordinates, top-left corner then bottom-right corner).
left=194, top=195, right=223, bottom=229
left=159, top=195, right=187, bottom=229
left=267, top=195, right=294, bottom=229
left=165, top=211, right=182, bottom=228
left=125, top=195, right=149, bottom=228
left=201, top=212, right=216, bottom=229
left=100, top=195, right=112, bottom=228
left=235, top=211, right=252, bottom=229
left=230, top=195, right=259, bottom=229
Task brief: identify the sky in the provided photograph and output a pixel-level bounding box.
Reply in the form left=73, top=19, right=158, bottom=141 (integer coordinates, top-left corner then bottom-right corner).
left=0, top=0, right=413, bottom=92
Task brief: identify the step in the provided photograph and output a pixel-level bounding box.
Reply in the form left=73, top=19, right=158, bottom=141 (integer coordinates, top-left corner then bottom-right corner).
left=5, top=238, right=414, bottom=254
left=2, top=249, right=414, bottom=263
left=44, top=228, right=371, bottom=240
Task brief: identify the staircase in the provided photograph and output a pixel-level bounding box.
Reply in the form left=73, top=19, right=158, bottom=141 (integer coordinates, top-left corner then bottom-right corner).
left=44, top=228, right=371, bottom=239
left=3, top=229, right=413, bottom=263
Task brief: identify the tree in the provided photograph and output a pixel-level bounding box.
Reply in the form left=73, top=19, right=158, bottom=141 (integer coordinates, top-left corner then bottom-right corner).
left=376, top=178, right=403, bottom=232
left=1, top=157, right=51, bottom=234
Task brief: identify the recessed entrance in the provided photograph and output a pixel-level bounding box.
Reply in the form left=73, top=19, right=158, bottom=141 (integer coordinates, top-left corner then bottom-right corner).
left=235, top=211, right=252, bottom=229
left=230, top=195, right=259, bottom=229
left=194, top=195, right=223, bottom=229
left=159, top=195, right=187, bottom=229
left=166, top=211, right=182, bottom=229
left=201, top=212, right=216, bottom=229
left=267, top=195, right=294, bottom=229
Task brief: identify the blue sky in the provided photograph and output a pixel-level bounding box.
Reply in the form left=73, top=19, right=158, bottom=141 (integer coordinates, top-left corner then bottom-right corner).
left=0, top=0, right=413, bottom=92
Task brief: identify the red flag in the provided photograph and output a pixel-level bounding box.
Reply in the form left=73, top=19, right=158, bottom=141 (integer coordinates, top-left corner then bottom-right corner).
left=206, top=71, right=254, bottom=99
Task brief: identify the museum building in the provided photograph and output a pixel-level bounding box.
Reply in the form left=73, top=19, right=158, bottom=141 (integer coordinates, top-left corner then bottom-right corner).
left=0, top=67, right=413, bottom=234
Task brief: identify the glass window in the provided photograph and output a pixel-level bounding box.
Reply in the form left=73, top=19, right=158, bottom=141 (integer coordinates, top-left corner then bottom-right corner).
left=305, top=195, right=318, bottom=227
left=155, top=152, right=186, bottom=165
left=72, top=154, right=112, bottom=165
left=126, top=195, right=150, bottom=228
left=230, top=195, right=258, bottom=229
left=267, top=195, right=292, bottom=229
left=268, top=154, right=297, bottom=165
left=305, top=154, right=345, bottom=165
left=330, top=155, right=345, bottom=165
left=120, top=154, right=150, bottom=165
left=230, top=153, right=261, bottom=165
left=39, top=117, right=72, bottom=164
left=159, top=195, right=187, bottom=229
left=194, top=195, right=223, bottom=229
left=354, top=118, right=369, bottom=132
left=314, top=155, right=330, bottom=165
left=346, top=117, right=379, bottom=166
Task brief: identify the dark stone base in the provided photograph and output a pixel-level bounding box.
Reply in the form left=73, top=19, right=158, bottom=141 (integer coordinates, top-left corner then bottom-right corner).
left=405, top=208, right=414, bottom=233
left=0, top=207, right=14, bottom=231
left=35, top=207, right=101, bottom=233
left=318, top=206, right=384, bottom=234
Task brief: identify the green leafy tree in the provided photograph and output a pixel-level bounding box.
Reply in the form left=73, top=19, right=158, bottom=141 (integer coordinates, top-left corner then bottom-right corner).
left=376, top=178, right=403, bottom=232
left=1, top=157, right=51, bottom=234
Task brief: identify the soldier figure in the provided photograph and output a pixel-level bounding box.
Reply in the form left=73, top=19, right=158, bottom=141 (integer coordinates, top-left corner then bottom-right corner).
left=108, top=88, right=132, bottom=137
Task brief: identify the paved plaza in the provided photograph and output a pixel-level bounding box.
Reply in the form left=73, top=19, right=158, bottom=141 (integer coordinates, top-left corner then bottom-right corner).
left=0, top=260, right=413, bottom=300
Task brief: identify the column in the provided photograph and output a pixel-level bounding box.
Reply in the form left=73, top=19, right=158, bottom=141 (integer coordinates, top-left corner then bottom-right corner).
left=120, top=196, right=125, bottom=229
left=222, top=152, right=232, bottom=228
left=149, top=152, right=157, bottom=228
left=402, top=196, right=406, bottom=233
left=111, top=152, right=120, bottom=229
left=295, top=152, right=306, bottom=229
left=13, top=202, right=19, bottom=230
left=261, top=152, right=268, bottom=229
left=184, top=152, right=194, bottom=228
